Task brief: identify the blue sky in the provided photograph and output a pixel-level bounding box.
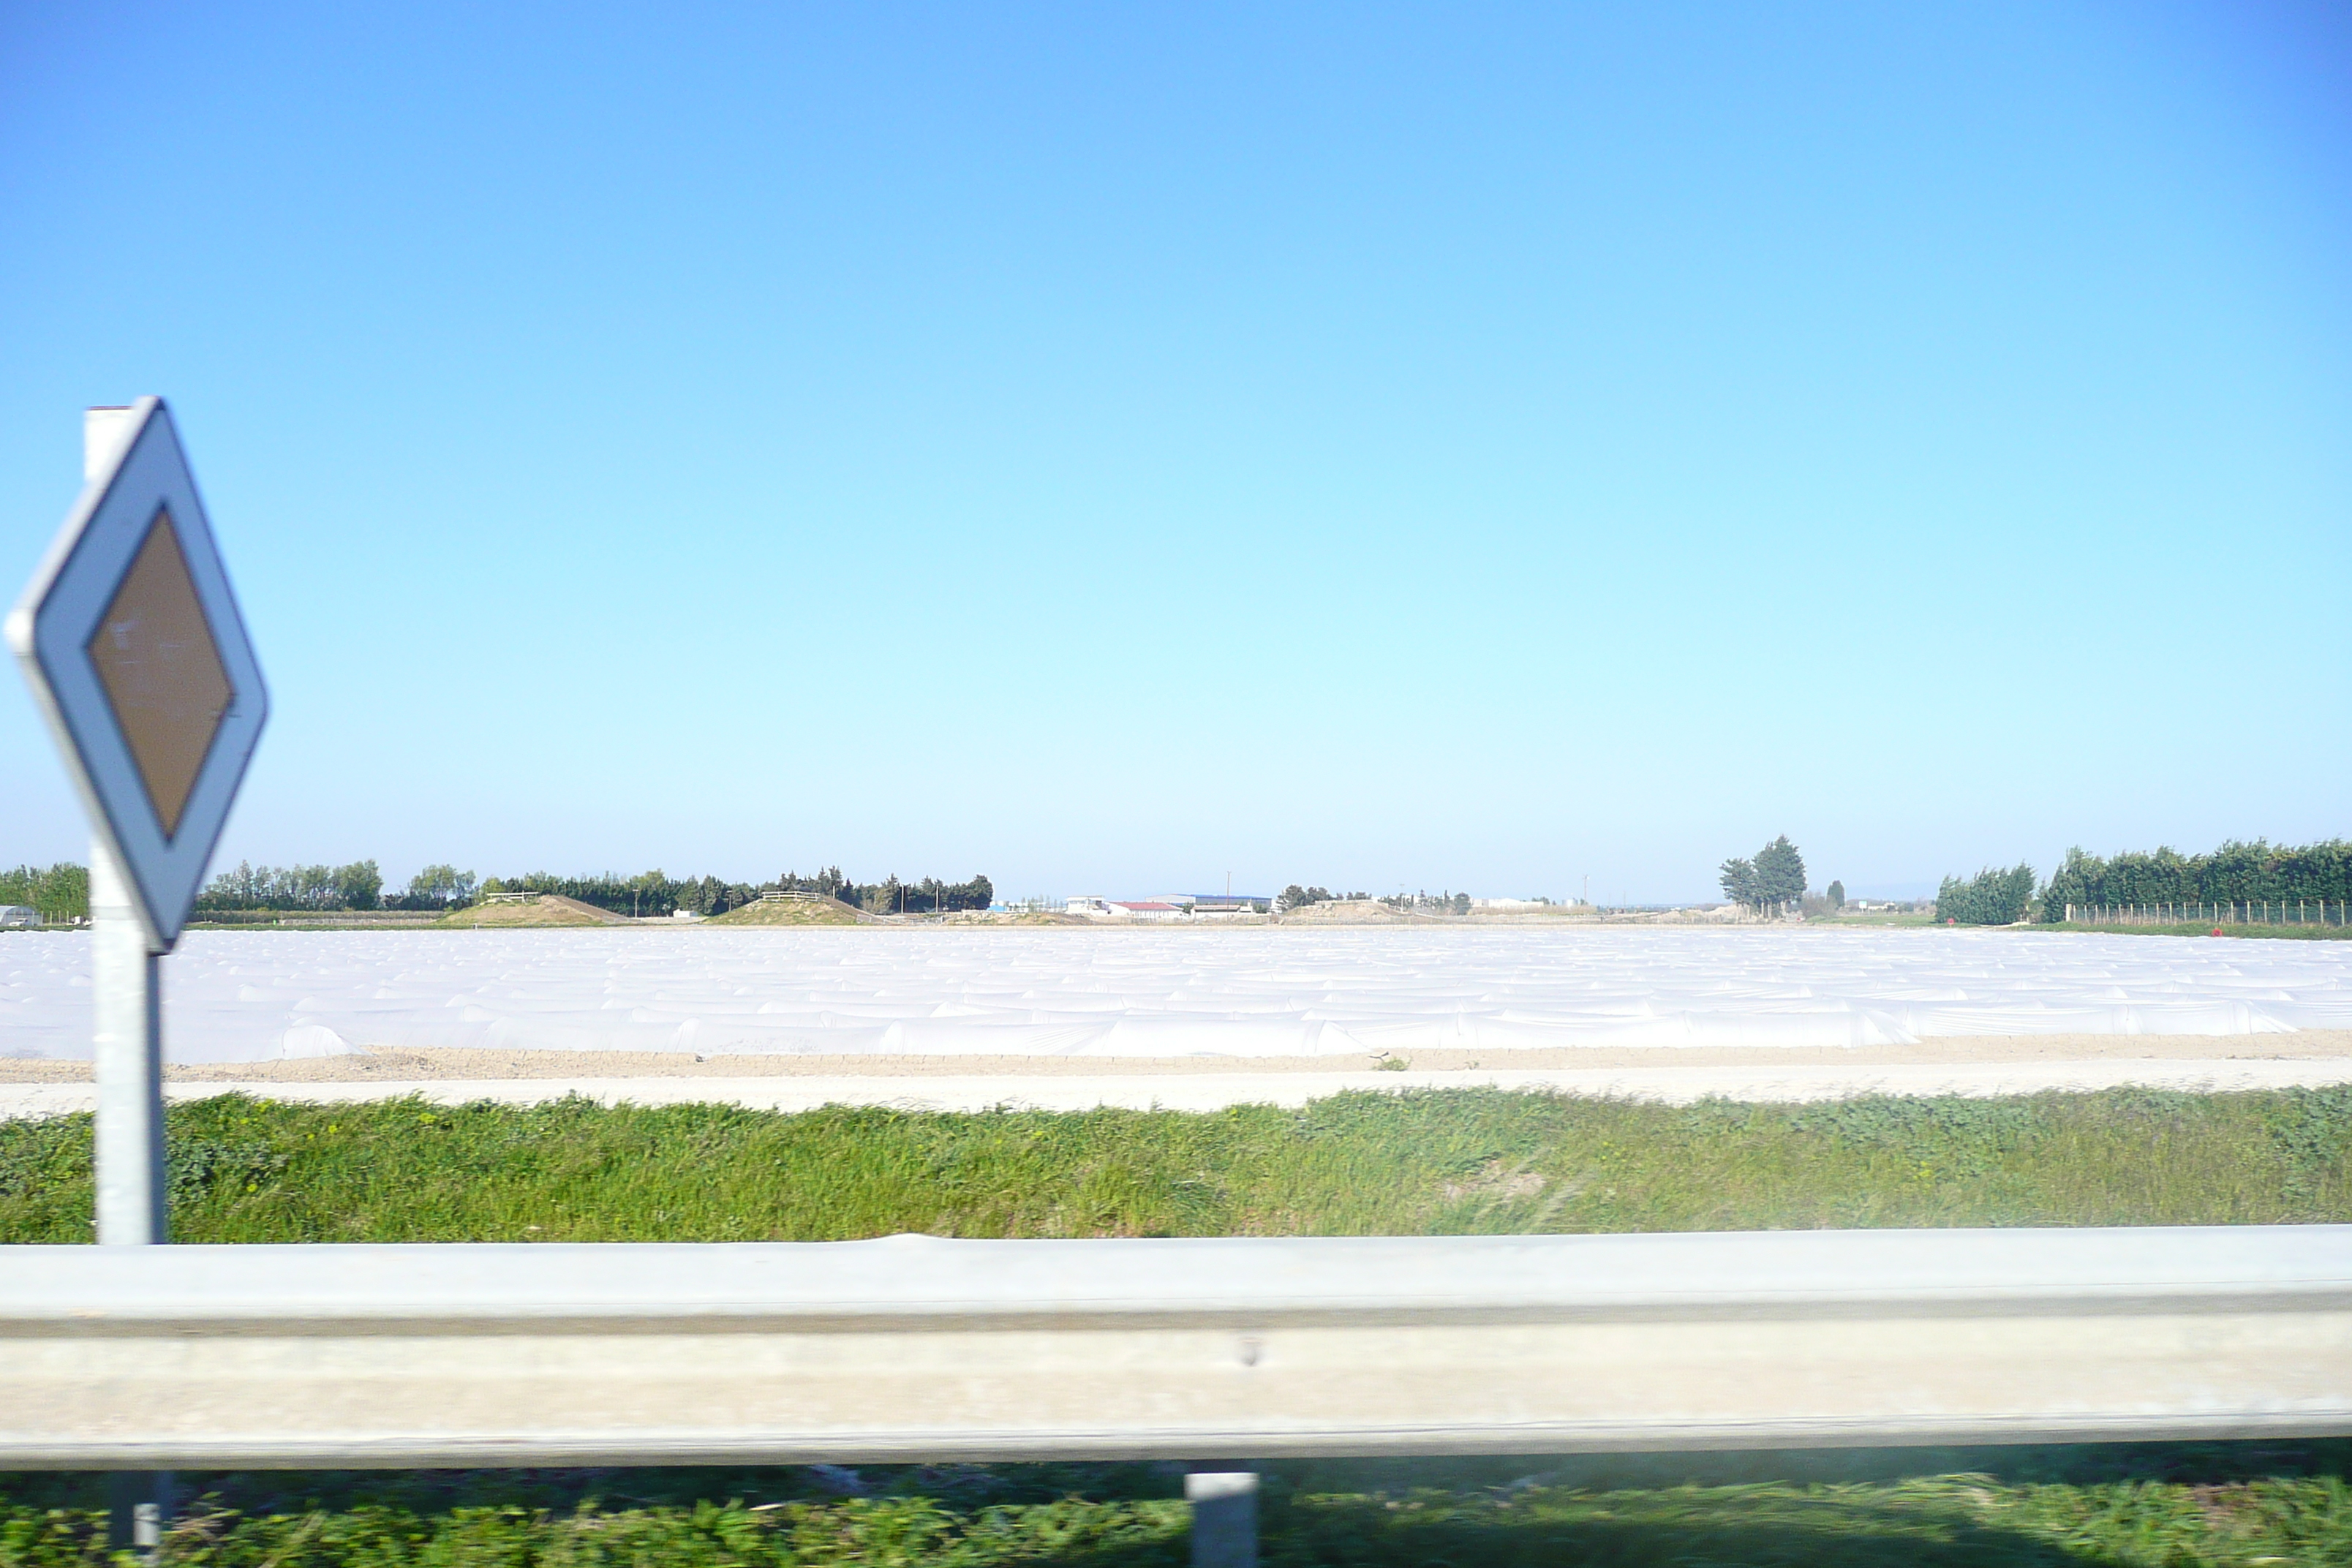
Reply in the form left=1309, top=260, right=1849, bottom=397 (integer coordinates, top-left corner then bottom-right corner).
left=4, top=1, right=2346, bottom=904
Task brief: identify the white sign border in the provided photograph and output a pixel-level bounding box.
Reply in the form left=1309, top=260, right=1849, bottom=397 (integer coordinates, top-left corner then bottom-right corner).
left=6, top=397, right=269, bottom=951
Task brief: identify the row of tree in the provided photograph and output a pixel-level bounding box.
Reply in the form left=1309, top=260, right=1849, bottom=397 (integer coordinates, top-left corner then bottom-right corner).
left=1379, top=891, right=1474, bottom=915
left=1280, top=886, right=1496, bottom=916
left=1711, top=836, right=2352, bottom=926
left=195, top=861, right=387, bottom=912
left=0, top=863, right=90, bottom=921
left=1932, top=840, right=2352, bottom=925
left=475, top=867, right=995, bottom=917
left=2037, top=840, right=2352, bottom=919
left=8, top=859, right=1000, bottom=921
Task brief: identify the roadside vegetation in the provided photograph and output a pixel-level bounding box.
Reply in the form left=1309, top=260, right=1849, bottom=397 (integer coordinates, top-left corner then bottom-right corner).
left=4, top=1444, right=2351, bottom=1566
left=7, top=1088, right=2352, bottom=1564
left=7, top=1086, right=2352, bottom=1245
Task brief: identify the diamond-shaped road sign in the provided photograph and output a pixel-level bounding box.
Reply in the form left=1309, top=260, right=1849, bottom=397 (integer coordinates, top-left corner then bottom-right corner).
left=7, top=397, right=268, bottom=952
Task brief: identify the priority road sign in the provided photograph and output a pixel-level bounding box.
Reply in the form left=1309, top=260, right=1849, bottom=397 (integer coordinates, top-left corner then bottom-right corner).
left=7, top=397, right=268, bottom=953
left=8, top=401, right=265, bottom=1548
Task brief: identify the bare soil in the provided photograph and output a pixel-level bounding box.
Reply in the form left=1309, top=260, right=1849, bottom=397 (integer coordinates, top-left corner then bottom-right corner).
left=705, top=896, right=870, bottom=927
left=1, top=1030, right=2345, bottom=1084
left=434, top=895, right=626, bottom=928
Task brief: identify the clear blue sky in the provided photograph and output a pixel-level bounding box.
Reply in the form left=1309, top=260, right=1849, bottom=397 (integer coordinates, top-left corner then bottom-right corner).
left=4, top=2, right=2346, bottom=904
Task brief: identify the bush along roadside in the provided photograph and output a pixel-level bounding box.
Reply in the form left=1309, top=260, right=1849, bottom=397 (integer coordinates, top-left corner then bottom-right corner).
left=7, top=1447, right=2352, bottom=1568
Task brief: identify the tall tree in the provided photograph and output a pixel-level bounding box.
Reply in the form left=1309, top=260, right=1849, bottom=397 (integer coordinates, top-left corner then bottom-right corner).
left=404, top=865, right=477, bottom=908
left=1754, top=837, right=1807, bottom=911
left=1720, top=837, right=1806, bottom=913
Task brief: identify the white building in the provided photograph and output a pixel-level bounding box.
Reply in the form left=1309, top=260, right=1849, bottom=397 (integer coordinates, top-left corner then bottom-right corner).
left=1064, top=897, right=1191, bottom=922
left=0, top=905, right=41, bottom=928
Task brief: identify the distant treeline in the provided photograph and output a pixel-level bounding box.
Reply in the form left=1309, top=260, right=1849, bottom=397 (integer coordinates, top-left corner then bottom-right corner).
left=480, top=867, right=993, bottom=917
left=2038, top=840, right=2351, bottom=921
left=197, top=861, right=385, bottom=912
left=9, top=859, right=1002, bottom=921
left=0, top=863, right=89, bottom=921
left=150, top=862, right=1000, bottom=918
left=1922, top=840, right=2352, bottom=925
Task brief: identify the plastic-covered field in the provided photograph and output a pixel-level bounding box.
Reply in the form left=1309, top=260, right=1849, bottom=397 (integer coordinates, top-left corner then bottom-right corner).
left=4, top=927, right=2351, bottom=1063
left=4, top=926, right=2352, bottom=1071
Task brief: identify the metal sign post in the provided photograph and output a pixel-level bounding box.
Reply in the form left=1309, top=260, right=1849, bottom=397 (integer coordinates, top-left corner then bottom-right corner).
left=7, top=400, right=268, bottom=1553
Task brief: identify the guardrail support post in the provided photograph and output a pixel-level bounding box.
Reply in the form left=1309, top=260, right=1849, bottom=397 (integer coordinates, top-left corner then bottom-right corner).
left=1186, top=1471, right=1258, bottom=1568
left=108, top=1474, right=170, bottom=1559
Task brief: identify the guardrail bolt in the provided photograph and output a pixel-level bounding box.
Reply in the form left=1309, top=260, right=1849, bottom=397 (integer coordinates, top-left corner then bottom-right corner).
left=1186, top=1471, right=1258, bottom=1568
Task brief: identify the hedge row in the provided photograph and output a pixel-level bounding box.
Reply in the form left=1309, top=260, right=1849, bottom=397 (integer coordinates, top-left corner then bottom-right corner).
left=2038, top=840, right=2352, bottom=922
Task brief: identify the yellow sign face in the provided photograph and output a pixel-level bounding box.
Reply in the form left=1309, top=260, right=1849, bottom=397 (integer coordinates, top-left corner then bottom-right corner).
left=85, top=506, right=236, bottom=840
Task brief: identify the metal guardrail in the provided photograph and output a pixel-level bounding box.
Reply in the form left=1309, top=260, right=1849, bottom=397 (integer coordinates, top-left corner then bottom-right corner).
left=5, top=1226, right=2350, bottom=1469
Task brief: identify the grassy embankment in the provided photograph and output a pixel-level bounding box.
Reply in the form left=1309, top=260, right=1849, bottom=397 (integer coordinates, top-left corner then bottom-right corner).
left=7, top=1088, right=2352, bottom=1564
left=705, top=896, right=867, bottom=927
left=8, top=1086, right=2352, bottom=1242
left=435, top=895, right=626, bottom=928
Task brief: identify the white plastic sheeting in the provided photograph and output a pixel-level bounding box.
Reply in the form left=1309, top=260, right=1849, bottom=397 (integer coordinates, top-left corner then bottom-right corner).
left=3, top=927, right=2351, bottom=1064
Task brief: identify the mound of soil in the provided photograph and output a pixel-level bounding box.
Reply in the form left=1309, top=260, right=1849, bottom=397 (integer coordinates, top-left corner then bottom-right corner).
left=437, top=895, right=627, bottom=928
left=706, top=896, right=870, bottom=927
left=1279, top=900, right=1421, bottom=924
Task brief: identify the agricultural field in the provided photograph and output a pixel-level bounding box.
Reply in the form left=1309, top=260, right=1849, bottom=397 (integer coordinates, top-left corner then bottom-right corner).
left=10, top=926, right=2351, bottom=1063
left=6, top=1086, right=2351, bottom=1565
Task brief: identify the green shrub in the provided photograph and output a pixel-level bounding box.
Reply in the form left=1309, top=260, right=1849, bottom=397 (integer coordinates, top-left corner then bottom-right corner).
left=1934, top=864, right=2035, bottom=925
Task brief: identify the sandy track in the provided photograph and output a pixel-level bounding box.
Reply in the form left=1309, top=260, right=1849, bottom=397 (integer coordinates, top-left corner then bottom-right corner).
left=2, top=1030, right=2345, bottom=1084
left=3, top=1032, right=2350, bottom=1117
left=4, top=1056, right=2351, bottom=1119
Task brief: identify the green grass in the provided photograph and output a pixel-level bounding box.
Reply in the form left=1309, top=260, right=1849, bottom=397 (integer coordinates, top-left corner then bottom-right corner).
left=2029, top=921, right=2352, bottom=941
left=5, top=1448, right=2352, bottom=1567
left=6, top=1086, right=2352, bottom=1243
left=1818, top=913, right=1942, bottom=927
left=9, top=1090, right=2352, bottom=1564
left=1811, top=916, right=2352, bottom=939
